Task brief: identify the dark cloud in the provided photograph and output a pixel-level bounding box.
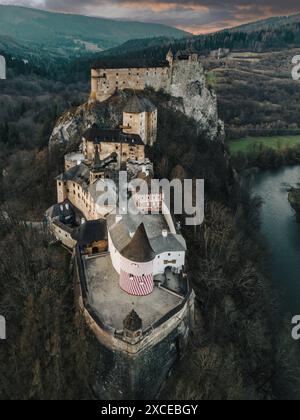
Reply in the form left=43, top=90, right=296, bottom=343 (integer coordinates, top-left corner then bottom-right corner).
left=5, top=0, right=300, bottom=33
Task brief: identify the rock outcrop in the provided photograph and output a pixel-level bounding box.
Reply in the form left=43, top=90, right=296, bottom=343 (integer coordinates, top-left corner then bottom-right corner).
left=167, top=57, right=224, bottom=142
left=49, top=57, right=224, bottom=148
left=49, top=96, right=127, bottom=148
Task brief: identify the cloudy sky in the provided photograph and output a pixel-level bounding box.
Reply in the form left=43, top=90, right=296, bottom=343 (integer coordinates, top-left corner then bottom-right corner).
left=2, top=0, right=300, bottom=34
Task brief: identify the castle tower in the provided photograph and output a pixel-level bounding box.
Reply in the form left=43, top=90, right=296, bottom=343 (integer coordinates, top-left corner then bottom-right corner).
left=123, top=95, right=157, bottom=146
left=90, top=145, right=104, bottom=183
left=119, top=223, right=155, bottom=296
left=123, top=309, right=143, bottom=344
left=166, top=49, right=174, bottom=67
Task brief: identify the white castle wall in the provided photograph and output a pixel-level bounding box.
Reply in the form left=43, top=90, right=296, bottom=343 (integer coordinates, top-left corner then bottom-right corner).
left=153, top=251, right=185, bottom=275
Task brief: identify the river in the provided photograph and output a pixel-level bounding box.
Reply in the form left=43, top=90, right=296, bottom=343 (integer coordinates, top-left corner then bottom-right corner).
left=249, top=165, right=300, bottom=314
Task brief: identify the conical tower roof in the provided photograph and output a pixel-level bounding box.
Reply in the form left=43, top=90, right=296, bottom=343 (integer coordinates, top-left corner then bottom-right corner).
left=92, top=145, right=102, bottom=171
left=123, top=309, right=142, bottom=332
left=122, top=223, right=155, bottom=263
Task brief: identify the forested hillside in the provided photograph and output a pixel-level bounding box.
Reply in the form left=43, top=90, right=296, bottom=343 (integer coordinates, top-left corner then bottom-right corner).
left=0, top=5, right=187, bottom=58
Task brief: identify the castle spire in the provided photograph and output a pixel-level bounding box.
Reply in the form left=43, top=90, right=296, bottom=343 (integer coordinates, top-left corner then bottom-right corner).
left=93, top=145, right=101, bottom=169
left=166, top=48, right=174, bottom=65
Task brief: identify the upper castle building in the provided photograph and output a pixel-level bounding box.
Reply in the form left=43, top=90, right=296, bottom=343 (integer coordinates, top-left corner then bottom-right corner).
left=122, top=95, right=157, bottom=146
left=90, top=50, right=199, bottom=103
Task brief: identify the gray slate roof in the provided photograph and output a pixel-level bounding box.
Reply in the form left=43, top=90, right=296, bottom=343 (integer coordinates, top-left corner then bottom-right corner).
left=108, top=212, right=186, bottom=262
left=45, top=199, right=75, bottom=221
left=124, top=96, right=156, bottom=114
left=56, top=162, right=90, bottom=187
left=122, top=223, right=155, bottom=263
left=74, top=219, right=108, bottom=246
left=83, top=127, right=144, bottom=146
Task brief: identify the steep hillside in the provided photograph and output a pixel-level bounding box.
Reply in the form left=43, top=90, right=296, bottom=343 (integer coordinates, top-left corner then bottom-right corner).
left=0, top=5, right=188, bottom=58
left=97, top=12, right=300, bottom=60
left=231, top=13, right=300, bottom=33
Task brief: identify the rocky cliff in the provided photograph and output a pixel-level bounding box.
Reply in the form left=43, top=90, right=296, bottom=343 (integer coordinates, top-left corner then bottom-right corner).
left=167, top=58, right=224, bottom=142
left=49, top=59, right=224, bottom=148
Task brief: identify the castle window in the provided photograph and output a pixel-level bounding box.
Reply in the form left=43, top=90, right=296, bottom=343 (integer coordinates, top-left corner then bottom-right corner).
left=58, top=182, right=61, bottom=186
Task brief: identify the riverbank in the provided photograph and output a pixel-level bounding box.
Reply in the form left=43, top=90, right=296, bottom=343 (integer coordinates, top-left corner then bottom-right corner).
left=288, top=188, right=300, bottom=221
left=229, top=135, right=300, bottom=155
left=229, top=138, right=300, bottom=172
left=247, top=166, right=300, bottom=314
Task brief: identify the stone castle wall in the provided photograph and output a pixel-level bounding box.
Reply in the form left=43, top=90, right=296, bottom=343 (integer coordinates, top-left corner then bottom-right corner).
left=91, top=66, right=170, bottom=102
left=83, top=139, right=145, bottom=163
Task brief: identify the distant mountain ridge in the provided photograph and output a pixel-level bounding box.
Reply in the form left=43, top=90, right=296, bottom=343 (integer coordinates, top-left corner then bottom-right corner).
left=0, top=5, right=188, bottom=58
left=230, top=13, right=300, bottom=33
left=95, top=11, right=300, bottom=64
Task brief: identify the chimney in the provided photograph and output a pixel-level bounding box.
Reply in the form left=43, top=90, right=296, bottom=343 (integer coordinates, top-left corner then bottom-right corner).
left=162, top=229, right=168, bottom=238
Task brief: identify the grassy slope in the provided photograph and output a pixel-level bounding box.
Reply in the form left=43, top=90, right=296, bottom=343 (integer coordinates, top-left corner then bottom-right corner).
left=229, top=135, right=300, bottom=154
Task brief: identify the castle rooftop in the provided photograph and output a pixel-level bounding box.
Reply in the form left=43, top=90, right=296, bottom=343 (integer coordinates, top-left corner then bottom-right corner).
left=108, top=213, right=187, bottom=260
left=91, top=57, right=169, bottom=70
left=122, top=223, right=156, bottom=263
left=83, top=127, right=144, bottom=146
left=124, top=96, right=156, bottom=114
left=74, top=219, right=108, bottom=246
left=56, top=162, right=90, bottom=185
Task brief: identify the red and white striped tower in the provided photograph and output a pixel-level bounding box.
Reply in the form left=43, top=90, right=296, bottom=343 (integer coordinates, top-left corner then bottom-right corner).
left=119, top=224, right=155, bottom=296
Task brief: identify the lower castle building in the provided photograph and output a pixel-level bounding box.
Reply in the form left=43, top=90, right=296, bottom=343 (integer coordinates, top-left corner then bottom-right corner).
left=46, top=92, right=195, bottom=399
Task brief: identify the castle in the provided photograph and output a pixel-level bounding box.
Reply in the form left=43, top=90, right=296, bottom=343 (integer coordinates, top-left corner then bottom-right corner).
left=46, top=51, right=196, bottom=399
left=90, top=49, right=199, bottom=103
